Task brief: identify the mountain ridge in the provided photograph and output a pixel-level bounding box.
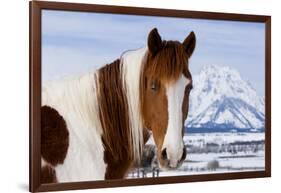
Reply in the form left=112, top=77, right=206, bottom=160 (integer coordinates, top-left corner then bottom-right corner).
left=185, top=65, right=264, bottom=132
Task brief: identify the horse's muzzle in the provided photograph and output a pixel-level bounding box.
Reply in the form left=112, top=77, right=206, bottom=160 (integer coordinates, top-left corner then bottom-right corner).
left=160, top=147, right=186, bottom=169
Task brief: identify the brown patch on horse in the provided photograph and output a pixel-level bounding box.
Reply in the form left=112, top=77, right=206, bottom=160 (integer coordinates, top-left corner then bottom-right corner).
left=41, top=105, right=69, bottom=166
left=182, top=83, right=193, bottom=122
left=96, top=59, right=134, bottom=179
left=103, top=147, right=133, bottom=179
left=41, top=165, right=57, bottom=184
left=140, top=77, right=168, bottom=150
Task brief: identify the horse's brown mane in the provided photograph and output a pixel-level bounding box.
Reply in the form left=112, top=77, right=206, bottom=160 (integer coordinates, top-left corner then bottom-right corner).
left=96, top=59, right=137, bottom=179
left=96, top=59, right=132, bottom=159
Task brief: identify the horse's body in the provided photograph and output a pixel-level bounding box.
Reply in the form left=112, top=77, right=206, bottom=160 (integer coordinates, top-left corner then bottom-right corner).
left=41, top=29, right=196, bottom=183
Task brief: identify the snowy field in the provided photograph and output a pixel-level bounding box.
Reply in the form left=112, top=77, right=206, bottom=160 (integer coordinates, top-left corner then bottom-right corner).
left=183, top=132, right=264, bottom=147
left=127, top=132, right=265, bottom=178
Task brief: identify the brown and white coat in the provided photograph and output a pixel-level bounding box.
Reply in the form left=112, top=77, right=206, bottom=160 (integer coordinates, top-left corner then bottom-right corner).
left=41, top=28, right=196, bottom=183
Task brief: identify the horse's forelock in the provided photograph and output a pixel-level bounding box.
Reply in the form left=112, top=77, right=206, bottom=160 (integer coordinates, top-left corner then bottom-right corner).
left=144, top=41, right=189, bottom=84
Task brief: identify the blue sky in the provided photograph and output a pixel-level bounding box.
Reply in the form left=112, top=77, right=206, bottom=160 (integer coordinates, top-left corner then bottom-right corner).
left=42, top=10, right=265, bottom=96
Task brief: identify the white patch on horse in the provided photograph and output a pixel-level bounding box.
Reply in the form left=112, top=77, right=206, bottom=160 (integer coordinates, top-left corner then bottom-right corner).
left=42, top=72, right=106, bottom=182
left=163, top=75, right=190, bottom=168
left=120, top=47, right=147, bottom=162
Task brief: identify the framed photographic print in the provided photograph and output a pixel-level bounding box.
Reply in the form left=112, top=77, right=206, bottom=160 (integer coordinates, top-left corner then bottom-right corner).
left=30, top=1, right=271, bottom=192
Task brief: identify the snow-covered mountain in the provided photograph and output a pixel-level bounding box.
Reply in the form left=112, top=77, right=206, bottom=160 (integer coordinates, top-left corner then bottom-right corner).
left=185, top=65, right=265, bottom=131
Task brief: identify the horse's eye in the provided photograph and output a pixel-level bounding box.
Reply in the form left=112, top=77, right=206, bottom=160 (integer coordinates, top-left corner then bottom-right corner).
left=151, top=83, right=156, bottom=90
left=151, top=81, right=159, bottom=91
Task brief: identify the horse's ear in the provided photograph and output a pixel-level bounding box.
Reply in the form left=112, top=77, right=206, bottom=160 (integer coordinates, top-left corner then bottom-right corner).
left=183, top=31, right=196, bottom=58
left=148, top=28, right=162, bottom=56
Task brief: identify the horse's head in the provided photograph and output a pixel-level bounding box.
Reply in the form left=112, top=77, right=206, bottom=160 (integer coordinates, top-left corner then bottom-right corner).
left=141, top=28, right=196, bottom=169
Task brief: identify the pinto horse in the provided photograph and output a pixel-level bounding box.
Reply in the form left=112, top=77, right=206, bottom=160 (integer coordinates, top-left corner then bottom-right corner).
left=41, top=28, right=196, bottom=183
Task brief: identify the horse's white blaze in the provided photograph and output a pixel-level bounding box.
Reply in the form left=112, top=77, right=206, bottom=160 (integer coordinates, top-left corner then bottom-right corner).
left=42, top=72, right=106, bottom=182
left=163, top=74, right=190, bottom=168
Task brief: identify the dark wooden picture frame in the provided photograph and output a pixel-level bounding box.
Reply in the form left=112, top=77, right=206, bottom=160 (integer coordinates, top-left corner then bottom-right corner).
left=30, top=1, right=271, bottom=192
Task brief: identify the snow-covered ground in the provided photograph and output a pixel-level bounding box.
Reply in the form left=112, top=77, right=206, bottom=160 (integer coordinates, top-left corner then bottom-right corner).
left=184, top=132, right=264, bottom=146
left=127, top=132, right=265, bottom=178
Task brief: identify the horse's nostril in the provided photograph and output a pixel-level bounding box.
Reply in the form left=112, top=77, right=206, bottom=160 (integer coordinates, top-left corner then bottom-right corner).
left=161, top=148, right=168, bottom=160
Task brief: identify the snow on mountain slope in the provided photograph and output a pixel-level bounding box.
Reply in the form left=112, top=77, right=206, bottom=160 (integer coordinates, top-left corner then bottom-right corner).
left=186, top=65, right=265, bottom=130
